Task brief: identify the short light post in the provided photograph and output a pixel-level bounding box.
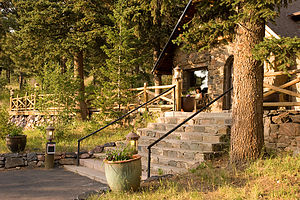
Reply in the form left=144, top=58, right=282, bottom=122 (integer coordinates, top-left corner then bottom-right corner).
left=126, top=132, right=140, bottom=154
left=45, top=126, right=56, bottom=169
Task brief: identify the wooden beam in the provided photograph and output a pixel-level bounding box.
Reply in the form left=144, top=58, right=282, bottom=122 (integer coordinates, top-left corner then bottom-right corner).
left=264, top=69, right=300, bottom=77
left=129, top=84, right=175, bottom=91
left=146, top=90, right=173, bottom=103
left=263, top=102, right=300, bottom=107
left=263, top=78, right=300, bottom=97
left=263, top=83, right=300, bottom=98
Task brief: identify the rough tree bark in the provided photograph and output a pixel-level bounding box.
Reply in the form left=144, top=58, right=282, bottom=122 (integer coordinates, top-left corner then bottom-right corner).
left=231, top=15, right=265, bottom=164
left=74, top=51, right=88, bottom=121
left=6, top=69, right=10, bottom=83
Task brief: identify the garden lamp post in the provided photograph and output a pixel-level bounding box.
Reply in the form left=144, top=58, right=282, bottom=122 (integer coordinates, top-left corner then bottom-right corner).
left=126, top=132, right=140, bottom=154
left=45, top=126, right=56, bottom=169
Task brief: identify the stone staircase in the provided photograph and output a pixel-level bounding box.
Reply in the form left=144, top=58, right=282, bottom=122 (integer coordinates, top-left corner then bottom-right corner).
left=137, top=111, right=232, bottom=175
left=64, top=153, right=108, bottom=184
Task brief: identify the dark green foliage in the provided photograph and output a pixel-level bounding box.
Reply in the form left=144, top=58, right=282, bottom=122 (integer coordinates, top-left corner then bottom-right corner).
left=174, top=0, right=295, bottom=52
left=0, top=106, right=22, bottom=138
left=253, top=37, right=300, bottom=71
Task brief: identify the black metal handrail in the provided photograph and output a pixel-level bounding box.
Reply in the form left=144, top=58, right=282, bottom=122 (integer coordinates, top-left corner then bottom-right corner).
left=77, top=85, right=176, bottom=166
left=147, top=87, right=233, bottom=178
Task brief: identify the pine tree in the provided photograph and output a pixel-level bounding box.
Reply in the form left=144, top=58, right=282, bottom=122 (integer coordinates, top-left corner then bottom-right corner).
left=174, top=0, right=299, bottom=164
left=12, top=0, right=111, bottom=120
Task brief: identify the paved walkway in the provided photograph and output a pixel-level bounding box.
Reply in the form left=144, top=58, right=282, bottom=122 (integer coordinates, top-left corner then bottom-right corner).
left=0, top=168, right=106, bottom=200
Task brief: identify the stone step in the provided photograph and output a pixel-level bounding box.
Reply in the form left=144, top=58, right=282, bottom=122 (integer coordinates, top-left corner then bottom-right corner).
left=138, top=144, right=224, bottom=160
left=139, top=136, right=226, bottom=152
left=142, top=163, right=188, bottom=175
left=157, top=115, right=232, bottom=126
left=138, top=129, right=228, bottom=143
left=139, top=152, right=205, bottom=170
left=143, top=123, right=230, bottom=135
left=139, top=138, right=225, bottom=152
left=163, top=111, right=232, bottom=118
left=64, top=165, right=107, bottom=184
left=80, top=158, right=105, bottom=173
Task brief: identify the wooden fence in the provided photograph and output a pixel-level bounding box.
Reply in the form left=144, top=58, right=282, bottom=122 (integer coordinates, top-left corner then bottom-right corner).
left=263, top=69, right=300, bottom=107
left=129, top=83, right=176, bottom=111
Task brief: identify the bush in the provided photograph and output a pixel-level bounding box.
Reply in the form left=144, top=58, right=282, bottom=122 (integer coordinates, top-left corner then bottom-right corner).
left=0, top=106, right=22, bottom=138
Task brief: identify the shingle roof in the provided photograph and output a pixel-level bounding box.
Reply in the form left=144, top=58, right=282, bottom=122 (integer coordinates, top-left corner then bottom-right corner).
left=267, top=1, right=300, bottom=38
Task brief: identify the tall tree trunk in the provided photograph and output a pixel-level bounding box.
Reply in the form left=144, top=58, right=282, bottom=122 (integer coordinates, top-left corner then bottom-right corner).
left=60, top=57, right=67, bottom=74
left=153, top=44, right=161, bottom=96
left=19, top=72, right=24, bottom=90
left=231, top=15, right=265, bottom=164
left=6, top=69, right=10, bottom=84
left=74, top=51, right=88, bottom=121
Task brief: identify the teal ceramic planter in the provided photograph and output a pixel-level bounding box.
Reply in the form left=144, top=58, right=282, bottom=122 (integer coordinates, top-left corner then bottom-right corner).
left=104, top=154, right=142, bottom=191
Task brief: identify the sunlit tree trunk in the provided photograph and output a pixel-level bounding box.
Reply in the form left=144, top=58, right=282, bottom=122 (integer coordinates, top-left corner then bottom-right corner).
left=74, top=51, right=88, bottom=121
left=231, top=14, right=265, bottom=164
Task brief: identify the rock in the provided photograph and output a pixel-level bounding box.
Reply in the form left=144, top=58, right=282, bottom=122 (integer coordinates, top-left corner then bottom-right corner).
left=59, top=158, right=77, bottom=165
left=76, top=190, right=98, bottom=200
left=92, top=146, right=104, bottom=153
left=54, top=155, right=62, bottom=160
left=279, top=123, right=300, bottom=137
left=5, top=157, right=25, bottom=168
left=0, top=161, right=4, bottom=165
left=0, top=165, right=4, bottom=168
left=80, top=153, right=90, bottom=159
left=27, top=153, right=37, bottom=162
left=270, top=124, right=279, bottom=133
left=143, top=174, right=174, bottom=183
left=290, top=115, right=300, bottom=123
left=272, top=113, right=290, bottom=124
left=37, top=155, right=45, bottom=161
left=0, top=157, right=4, bottom=161
left=65, top=152, right=77, bottom=158
left=28, top=161, right=37, bottom=167
left=4, top=153, right=19, bottom=158
left=36, top=161, right=44, bottom=167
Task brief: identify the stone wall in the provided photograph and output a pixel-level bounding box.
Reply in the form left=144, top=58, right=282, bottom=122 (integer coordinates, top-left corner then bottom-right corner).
left=173, top=44, right=234, bottom=112
left=10, top=115, right=56, bottom=129
left=0, top=152, right=92, bottom=170
left=264, top=110, right=300, bottom=155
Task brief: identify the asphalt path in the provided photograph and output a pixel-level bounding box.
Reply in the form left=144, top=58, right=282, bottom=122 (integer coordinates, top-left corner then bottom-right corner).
left=0, top=168, right=106, bottom=200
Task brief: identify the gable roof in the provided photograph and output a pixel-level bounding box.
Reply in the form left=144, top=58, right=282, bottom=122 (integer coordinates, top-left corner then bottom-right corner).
left=152, top=1, right=300, bottom=75
left=267, top=1, right=300, bottom=38
left=151, top=0, right=196, bottom=75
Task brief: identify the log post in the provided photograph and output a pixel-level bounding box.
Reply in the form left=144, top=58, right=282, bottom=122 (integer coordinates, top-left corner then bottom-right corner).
left=175, top=79, right=182, bottom=111
left=173, top=66, right=183, bottom=111
left=144, top=82, right=148, bottom=111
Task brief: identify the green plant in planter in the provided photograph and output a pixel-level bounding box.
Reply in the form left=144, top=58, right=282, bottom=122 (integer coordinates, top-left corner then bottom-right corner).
left=0, top=106, right=26, bottom=152
left=104, top=145, right=142, bottom=192
left=105, top=146, right=135, bottom=161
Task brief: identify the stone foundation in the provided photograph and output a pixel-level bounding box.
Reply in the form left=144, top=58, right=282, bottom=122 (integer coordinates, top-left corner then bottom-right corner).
left=0, top=152, right=93, bottom=170
left=264, top=110, right=300, bottom=155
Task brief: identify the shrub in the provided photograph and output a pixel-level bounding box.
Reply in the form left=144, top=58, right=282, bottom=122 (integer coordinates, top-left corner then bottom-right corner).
left=0, top=106, right=23, bottom=138
left=105, top=146, right=135, bottom=162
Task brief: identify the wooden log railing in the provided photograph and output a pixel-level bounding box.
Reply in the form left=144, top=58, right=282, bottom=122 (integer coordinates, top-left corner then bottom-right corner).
left=263, top=69, right=300, bottom=107
left=129, top=83, right=176, bottom=111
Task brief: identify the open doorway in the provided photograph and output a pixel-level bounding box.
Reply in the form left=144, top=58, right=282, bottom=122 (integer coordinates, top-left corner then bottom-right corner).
left=189, top=68, right=208, bottom=90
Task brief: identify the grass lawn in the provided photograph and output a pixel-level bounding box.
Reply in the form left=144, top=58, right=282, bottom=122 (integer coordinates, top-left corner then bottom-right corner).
left=89, top=153, right=300, bottom=200
left=0, top=124, right=131, bottom=154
